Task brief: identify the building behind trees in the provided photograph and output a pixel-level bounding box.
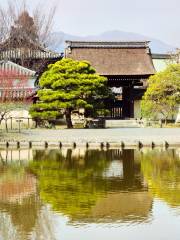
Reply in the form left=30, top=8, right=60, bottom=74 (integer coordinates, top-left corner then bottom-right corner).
left=65, top=41, right=155, bottom=119
left=0, top=9, right=62, bottom=128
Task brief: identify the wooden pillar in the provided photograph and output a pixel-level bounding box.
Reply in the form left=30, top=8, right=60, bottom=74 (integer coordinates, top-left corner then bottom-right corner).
left=122, top=149, right=135, bottom=183
left=122, top=86, right=134, bottom=118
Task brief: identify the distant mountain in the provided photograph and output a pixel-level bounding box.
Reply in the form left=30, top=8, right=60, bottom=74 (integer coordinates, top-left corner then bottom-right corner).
left=49, top=30, right=177, bottom=54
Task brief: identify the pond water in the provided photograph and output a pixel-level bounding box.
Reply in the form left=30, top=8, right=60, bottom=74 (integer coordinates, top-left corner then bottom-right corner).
left=0, top=148, right=180, bottom=240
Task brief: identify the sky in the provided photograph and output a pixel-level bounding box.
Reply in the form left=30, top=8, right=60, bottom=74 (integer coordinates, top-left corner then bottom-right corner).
left=0, top=0, right=179, bottom=47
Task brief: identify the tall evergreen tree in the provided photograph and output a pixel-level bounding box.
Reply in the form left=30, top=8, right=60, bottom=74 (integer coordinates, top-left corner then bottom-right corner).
left=30, top=58, right=110, bottom=128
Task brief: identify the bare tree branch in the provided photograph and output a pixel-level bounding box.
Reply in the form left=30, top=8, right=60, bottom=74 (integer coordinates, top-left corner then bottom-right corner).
left=167, top=48, right=180, bottom=64
left=0, top=0, right=60, bottom=49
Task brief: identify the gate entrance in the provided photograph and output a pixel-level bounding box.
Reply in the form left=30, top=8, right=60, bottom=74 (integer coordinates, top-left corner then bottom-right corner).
left=65, top=41, right=155, bottom=120
left=108, top=85, right=135, bottom=119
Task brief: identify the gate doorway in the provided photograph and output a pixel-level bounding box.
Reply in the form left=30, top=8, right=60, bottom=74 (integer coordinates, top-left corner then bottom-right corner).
left=107, top=86, right=134, bottom=119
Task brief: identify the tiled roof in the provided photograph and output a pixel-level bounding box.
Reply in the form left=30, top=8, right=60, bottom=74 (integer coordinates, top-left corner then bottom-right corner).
left=152, top=53, right=171, bottom=59
left=0, top=48, right=61, bottom=60
left=66, top=41, right=150, bottom=49
left=0, top=60, right=36, bottom=76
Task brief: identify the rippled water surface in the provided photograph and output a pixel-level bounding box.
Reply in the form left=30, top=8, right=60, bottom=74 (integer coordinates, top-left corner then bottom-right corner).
left=0, top=148, right=180, bottom=240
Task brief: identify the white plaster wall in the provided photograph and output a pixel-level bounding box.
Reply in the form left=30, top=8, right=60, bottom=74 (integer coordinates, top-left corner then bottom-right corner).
left=175, top=106, right=180, bottom=123
left=134, top=100, right=141, bottom=119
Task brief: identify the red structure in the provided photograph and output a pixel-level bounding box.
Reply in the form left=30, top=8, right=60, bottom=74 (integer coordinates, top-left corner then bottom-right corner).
left=0, top=60, right=36, bottom=102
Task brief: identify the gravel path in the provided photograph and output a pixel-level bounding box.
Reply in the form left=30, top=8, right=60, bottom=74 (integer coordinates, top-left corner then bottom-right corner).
left=0, top=128, right=180, bottom=146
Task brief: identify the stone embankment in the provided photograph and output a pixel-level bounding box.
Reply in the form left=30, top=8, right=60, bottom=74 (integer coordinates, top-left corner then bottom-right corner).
left=0, top=128, right=180, bottom=149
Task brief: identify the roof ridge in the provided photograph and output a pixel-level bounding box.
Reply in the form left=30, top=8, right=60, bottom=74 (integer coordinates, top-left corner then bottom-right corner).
left=66, top=40, right=150, bottom=43
left=0, top=60, right=36, bottom=74
left=65, top=41, right=150, bottom=49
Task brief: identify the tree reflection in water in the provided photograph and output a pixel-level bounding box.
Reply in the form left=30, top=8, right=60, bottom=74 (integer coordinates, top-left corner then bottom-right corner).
left=0, top=147, right=179, bottom=239
left=29, top=149, right=153, bottom=223
left=0, top=152, right=56, bottom=240
left=140, top=148, right=180, bottom=207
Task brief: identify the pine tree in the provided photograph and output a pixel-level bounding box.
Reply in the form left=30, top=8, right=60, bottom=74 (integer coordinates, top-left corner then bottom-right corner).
left=30, top=58, right=109, bottom=128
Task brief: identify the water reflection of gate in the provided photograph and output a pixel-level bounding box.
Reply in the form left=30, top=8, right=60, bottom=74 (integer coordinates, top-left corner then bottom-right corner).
left=0, top=148, right=179, bottom=239
left=31, top=148, right=152, bottom=223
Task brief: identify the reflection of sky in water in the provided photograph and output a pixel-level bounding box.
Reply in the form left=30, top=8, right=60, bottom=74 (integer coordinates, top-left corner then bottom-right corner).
left=0, top=148, right=179, bottom=240
left=48, top=200, right=180, bottom=240
left=0, top=200, right=179, bottom=240
left=103, top=160, right=123, bottom=178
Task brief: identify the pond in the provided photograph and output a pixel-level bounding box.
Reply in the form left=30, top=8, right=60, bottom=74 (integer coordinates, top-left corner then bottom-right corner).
left=0, top=148, right=180, bottom=240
